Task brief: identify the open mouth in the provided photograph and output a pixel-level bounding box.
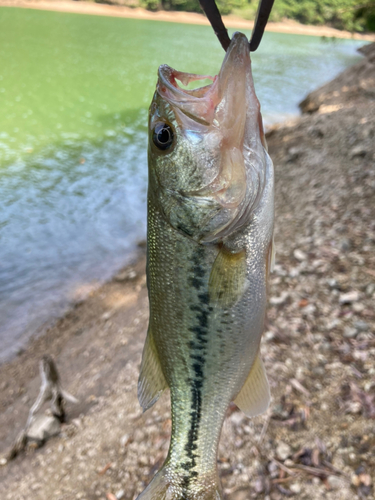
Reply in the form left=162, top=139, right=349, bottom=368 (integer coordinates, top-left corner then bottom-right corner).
left=157, top=32, right=252, bottom=130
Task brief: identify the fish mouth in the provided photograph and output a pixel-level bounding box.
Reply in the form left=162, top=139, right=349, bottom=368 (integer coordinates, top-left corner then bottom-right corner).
left=158, top=33, right=255, bottom=210
left=157, top=32, right=251, bottom=130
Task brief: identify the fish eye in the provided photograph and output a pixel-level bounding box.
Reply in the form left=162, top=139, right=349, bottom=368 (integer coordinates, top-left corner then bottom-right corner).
left=152, top=122, right=174, bottom=151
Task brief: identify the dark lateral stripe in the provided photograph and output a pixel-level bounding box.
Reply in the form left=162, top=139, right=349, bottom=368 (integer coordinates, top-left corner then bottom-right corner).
left=183, top=246, right=210, bottom=491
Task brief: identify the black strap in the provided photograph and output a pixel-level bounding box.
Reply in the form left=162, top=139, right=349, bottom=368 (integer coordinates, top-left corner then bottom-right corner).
left=198, top=0, right=231, bottom=51
left=199, top=0, right=275, bottom=52
left=249, top=0, right=275, bottom=51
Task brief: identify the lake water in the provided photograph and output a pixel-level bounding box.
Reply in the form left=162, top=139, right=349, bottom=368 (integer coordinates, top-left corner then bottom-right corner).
left=0, top=7, right=364, bottom=362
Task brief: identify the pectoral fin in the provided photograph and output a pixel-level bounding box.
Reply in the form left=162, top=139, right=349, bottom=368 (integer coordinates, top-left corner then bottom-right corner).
left=138, top=327, right=168, bottom=411
left=209, top=246, right=247, bottom=307
left=234, top=353, right=270, bottom=417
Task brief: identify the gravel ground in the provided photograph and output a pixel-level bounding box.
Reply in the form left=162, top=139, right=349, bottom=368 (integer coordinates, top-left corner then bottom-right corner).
left=0, top=43, right=374, bottom=500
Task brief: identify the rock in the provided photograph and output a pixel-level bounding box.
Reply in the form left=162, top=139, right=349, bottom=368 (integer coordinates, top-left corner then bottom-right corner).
left=276, top=441, right=292, bottom=461
left=101, top=310, right=114, bottom=321
left=71, top=418, right=82, bottom=428
left=253, top=477, right=265, bottom=493
left=327, top=475, right=346, bottom=490
left=366, top=283, right=375, bottom=296
left=299, top=95, right=320, bottom=114
left=264, top=330, right=276, bottom=342
left=359, top=474, right=372, bottom=487
left=0, top=457, right=7, bottom=466
left=115, top=269, right=137, bottom=282
left=27, top=415, right=61, bottom=443
left=287, top=147, right=304, bottom=162
left=349, top=145, right=367, bottom=158
left=343, top=327, right=358, bottom=339
left=270, top=291, right=289, bottom=306
left=230, top=411, right=244, bottom=426
left=231, top=490, right=249, bottom=500
left=327, top=278, right=338, bottom=289
left=353, top=302, right=365, bottom=312
left=293, top=249, right=307, bottom=261
left=115, top=490, right=125, bottom=500
left=326, top=318, right=341, bottom=330
left=301, top=304, right=316, bottom=316
left=120, top=434, right=129, bottom=447
left=339, top=291, right=359, bottom=304
left=353, top=320, right=369, bottom=332
left=290, top=483, right=302, bottom=494
left=340, top=238, right=352, bottom=252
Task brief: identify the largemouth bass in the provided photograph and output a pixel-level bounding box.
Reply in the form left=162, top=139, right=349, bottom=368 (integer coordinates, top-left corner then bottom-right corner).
left=137, top=32, right=275, bottom=500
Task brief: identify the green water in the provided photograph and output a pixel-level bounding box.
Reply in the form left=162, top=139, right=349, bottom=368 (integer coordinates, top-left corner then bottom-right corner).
left=0, top=8, right=228, bottom=164
left=0, top=7, right=364, bottom=361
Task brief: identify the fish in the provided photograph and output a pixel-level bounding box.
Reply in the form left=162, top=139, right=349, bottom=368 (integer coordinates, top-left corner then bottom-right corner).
left=137, top=32, right=275, bottom=500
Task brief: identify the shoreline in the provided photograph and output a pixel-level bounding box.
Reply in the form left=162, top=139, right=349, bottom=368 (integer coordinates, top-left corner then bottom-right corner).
left=0, top=0, right=374, bottom=41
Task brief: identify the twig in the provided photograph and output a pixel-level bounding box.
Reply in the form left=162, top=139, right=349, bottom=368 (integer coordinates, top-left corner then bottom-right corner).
left=4, top=356, right=78, bottom=462
left=273, top=459, right=297, bottom=476
left=292, top=464, right=330, bottom=477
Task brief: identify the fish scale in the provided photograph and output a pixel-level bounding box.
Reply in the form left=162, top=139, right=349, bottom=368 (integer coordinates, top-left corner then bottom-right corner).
left=137, top=32, right=274, bottom=500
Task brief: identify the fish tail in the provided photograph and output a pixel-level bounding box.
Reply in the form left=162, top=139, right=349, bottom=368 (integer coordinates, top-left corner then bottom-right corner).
left=136, top=467, right=223, bottom=500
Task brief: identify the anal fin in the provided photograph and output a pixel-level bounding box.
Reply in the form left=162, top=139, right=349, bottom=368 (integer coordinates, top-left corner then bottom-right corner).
left=138, top=327, right=168, bottom=412
left=234, top=353, right=270, bottom=417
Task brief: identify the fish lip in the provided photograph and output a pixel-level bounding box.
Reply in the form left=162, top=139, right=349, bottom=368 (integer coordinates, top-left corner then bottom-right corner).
left=157, top=65, right=214, bottom=98
left=156, top=32, right=252, bottom=128
left=157, top=65, right=218, bottom=125
left=224, top=32, right=250, bottom=61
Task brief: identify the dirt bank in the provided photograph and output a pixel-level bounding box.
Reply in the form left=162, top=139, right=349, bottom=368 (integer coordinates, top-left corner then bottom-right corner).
left=0, top=43, right=374, bottom=500
left=1, top=0, right=375, bottom=41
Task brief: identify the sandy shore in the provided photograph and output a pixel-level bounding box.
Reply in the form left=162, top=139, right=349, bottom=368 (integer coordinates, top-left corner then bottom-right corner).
left=0, top=39, right=374, bottom=499
left=1, top=0, right=375, bottom=41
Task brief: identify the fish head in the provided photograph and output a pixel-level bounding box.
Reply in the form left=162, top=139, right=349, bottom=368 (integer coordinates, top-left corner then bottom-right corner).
left=148, top=32, right=268, bottom=243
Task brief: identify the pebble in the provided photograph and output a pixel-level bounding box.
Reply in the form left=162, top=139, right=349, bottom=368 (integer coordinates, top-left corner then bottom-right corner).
left=353, top=320, right=369, bottom=332
left=270, top=291, right=289, bottom=306
left=350, top=145, right=367, bottom=158
left=327, top=475, right=346, bottom=490
left=115, top=490, right=125, bottom=500
left=230, top=412, right=244, bottom=426
left=339, top=291, right=359, bottom=304
left=340, top=238, right=352, bottom=251
left=115, top=270, right=137, bottom=282
left=327, top=278, right=338, bottom=289
left=293, top=249, right=307, bottom=261
left=276, top=441, right=292, bottom=461
left=120, top=434, right=129, bottom=447
left=290, top=483, right=302, bottom=494
left=343, top=327, right=358, bottom=338
left=264, top=330, right=276, bottom=342
left=101, top=311, right=114, bottom=321
left=287, top=146, right=304, bottom=162
left=351, top=474, right=361, bottom=487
